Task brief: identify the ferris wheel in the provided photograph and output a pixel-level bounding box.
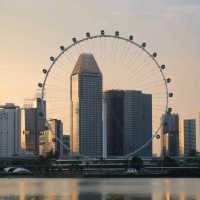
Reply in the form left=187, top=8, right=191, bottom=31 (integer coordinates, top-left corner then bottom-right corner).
left=38, top=30, right=173, bottom=158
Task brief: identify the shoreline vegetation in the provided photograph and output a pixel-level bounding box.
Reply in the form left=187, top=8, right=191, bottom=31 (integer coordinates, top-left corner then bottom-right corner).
left=0, top=156, right=200, bottom=178
left=0, top=174, right=200, bottom=178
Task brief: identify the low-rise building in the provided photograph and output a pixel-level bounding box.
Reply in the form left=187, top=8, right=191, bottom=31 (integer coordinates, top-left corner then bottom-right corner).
left=39, top=130, right=55, bottom=157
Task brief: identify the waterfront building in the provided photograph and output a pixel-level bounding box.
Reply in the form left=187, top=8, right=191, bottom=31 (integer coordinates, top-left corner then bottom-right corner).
left=104, top=90, right=152, bottom=157
left=49, top=119, right=63, bottom=158
left=0, top=104, right=21, bottom=157
left=70, top=53, right=103, bottom=157
left=179, top=119, right=196, bottom=156
left=161, top=113, right=179, bottom=157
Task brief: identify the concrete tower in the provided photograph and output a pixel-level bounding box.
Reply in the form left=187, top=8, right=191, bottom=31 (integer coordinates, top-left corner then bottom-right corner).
left=70, top=53, right=103, bottom=157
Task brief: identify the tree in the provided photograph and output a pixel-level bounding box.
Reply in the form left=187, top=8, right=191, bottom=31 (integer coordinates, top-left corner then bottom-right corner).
left=189, top=149, right=197, bottom=157
left=163, top=156, right=178, bottom=167
left=130, top=156, right=143, bottom=170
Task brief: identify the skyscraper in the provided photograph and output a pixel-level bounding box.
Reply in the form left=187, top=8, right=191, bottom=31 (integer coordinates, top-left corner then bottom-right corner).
left=21, top=108, right=37, bottom=153
left=179, top=119, right=196, bottom=156
left=104, top=90, right=152, bottom=157
left=70, top=53, right=103, bottom=157
left=104, top=90, right=124, bottom=157
left=0, top=104, right=21, bottom=157
left=21, top=98, right=46, bottom=154
left=161, top=113, right=179, bottom=157
left=35, top=98, right=46, bottom=154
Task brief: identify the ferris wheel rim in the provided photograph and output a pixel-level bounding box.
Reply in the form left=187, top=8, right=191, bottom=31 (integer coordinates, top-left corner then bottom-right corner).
left=39, top=31, right=171, bottom=157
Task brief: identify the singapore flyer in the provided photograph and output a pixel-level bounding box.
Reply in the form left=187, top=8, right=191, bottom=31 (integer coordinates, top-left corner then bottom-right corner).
left=38, top=30, right=172, bottom=158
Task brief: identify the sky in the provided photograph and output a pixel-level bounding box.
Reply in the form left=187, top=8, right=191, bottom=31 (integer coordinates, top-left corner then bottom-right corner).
left=0, top=0, right=200, bottom=152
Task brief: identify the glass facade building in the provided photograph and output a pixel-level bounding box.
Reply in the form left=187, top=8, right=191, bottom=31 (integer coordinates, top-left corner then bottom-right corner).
left=104, top=90, right=152, bottom=157
left=70, top=53, right=103, bottom=157
left=179, top=119, right=196, bottom=156
left=161, top=113, right=179, bottom=157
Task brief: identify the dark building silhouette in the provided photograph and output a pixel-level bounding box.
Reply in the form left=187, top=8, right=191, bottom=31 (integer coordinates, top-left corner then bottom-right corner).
left=104, top=90, right=152, bottom=157
left=63, top=135, right=70, bottom=157
left=104, top=90, right=124, bottom=157
left=161, top=113, right=179, bottom=157
left=22, top=108, right=37, bottom=153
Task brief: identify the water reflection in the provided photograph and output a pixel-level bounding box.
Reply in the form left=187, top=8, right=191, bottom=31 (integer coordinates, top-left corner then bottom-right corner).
left=0, top=193, right=199, bottom=200
left=0, top=178, right=199, bottom=200
left=0, top=194, right=152, bottom=200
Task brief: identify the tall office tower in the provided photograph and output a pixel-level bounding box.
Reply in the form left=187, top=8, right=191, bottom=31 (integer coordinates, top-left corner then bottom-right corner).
left=104, top=90, right=152, bottom=157
left=70, top=53, right=103, bottom=157
left=21, top=108, right=37, bottom=153
left=179, top=119, right=196, bottom=156
left=0, top=104, right=21, bottom=157
left=104, top=90, right=124, bottom=157
left=34, top=98, right=46, bottom=154
left=21, top=98, right=46, bottom=154
left=161, top=113, right=179, bottom=157
left=49, top=119, right=63, bottom=158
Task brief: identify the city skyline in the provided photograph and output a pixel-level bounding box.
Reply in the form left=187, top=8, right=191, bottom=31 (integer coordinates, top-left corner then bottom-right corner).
left=0, top=1, right=200, bottom=198
left=0, top=0, right=200, bottom=152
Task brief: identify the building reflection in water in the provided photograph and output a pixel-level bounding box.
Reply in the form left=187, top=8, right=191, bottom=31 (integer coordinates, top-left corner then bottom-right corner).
left=0, top=192, right=199, bottom=200
left=0, top=179, right=199, bottom=200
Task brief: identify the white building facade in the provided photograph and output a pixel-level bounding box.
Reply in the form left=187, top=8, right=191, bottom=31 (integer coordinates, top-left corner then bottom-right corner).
left=0, top=104, right=21, bottom=158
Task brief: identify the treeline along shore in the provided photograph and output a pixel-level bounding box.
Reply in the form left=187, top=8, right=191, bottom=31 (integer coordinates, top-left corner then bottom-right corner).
left=0, top=156, right=200, bottom=178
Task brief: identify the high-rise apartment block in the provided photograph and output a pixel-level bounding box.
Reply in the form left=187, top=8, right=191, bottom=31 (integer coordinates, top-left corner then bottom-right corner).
left=70, top=53, right=103, bottom=157
left=0, top=104, right=21, bottom=157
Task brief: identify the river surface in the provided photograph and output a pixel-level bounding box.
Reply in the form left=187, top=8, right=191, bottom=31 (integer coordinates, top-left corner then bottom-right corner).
left=0, top=178, right=199, bottom=200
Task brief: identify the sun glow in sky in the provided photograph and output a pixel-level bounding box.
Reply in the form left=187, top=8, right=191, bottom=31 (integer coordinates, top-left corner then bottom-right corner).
left=0, top=0, right=200, bottom=152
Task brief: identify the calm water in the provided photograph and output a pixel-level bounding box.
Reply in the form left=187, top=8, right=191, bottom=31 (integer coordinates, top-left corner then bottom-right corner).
left=0, top=178, right=199, bottom=200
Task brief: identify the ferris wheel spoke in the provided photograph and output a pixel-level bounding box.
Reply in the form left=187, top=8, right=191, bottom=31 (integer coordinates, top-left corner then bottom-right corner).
left=121, top=43, right=132, bottom=68
left=133, top=66, right=165, bottom=85
left=40, top=32, right=171, bottom=156
left=123, top=42, right=141, bottom=68
left=125, top=48, right=144, bottom=71
left=130, top=64, right=158, bottom=84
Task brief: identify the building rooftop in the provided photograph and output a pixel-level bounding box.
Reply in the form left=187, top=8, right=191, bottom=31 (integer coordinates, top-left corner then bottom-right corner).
left=72, top=53, right=102, bottom=75
left=0, top=103, right=19, bottom=109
